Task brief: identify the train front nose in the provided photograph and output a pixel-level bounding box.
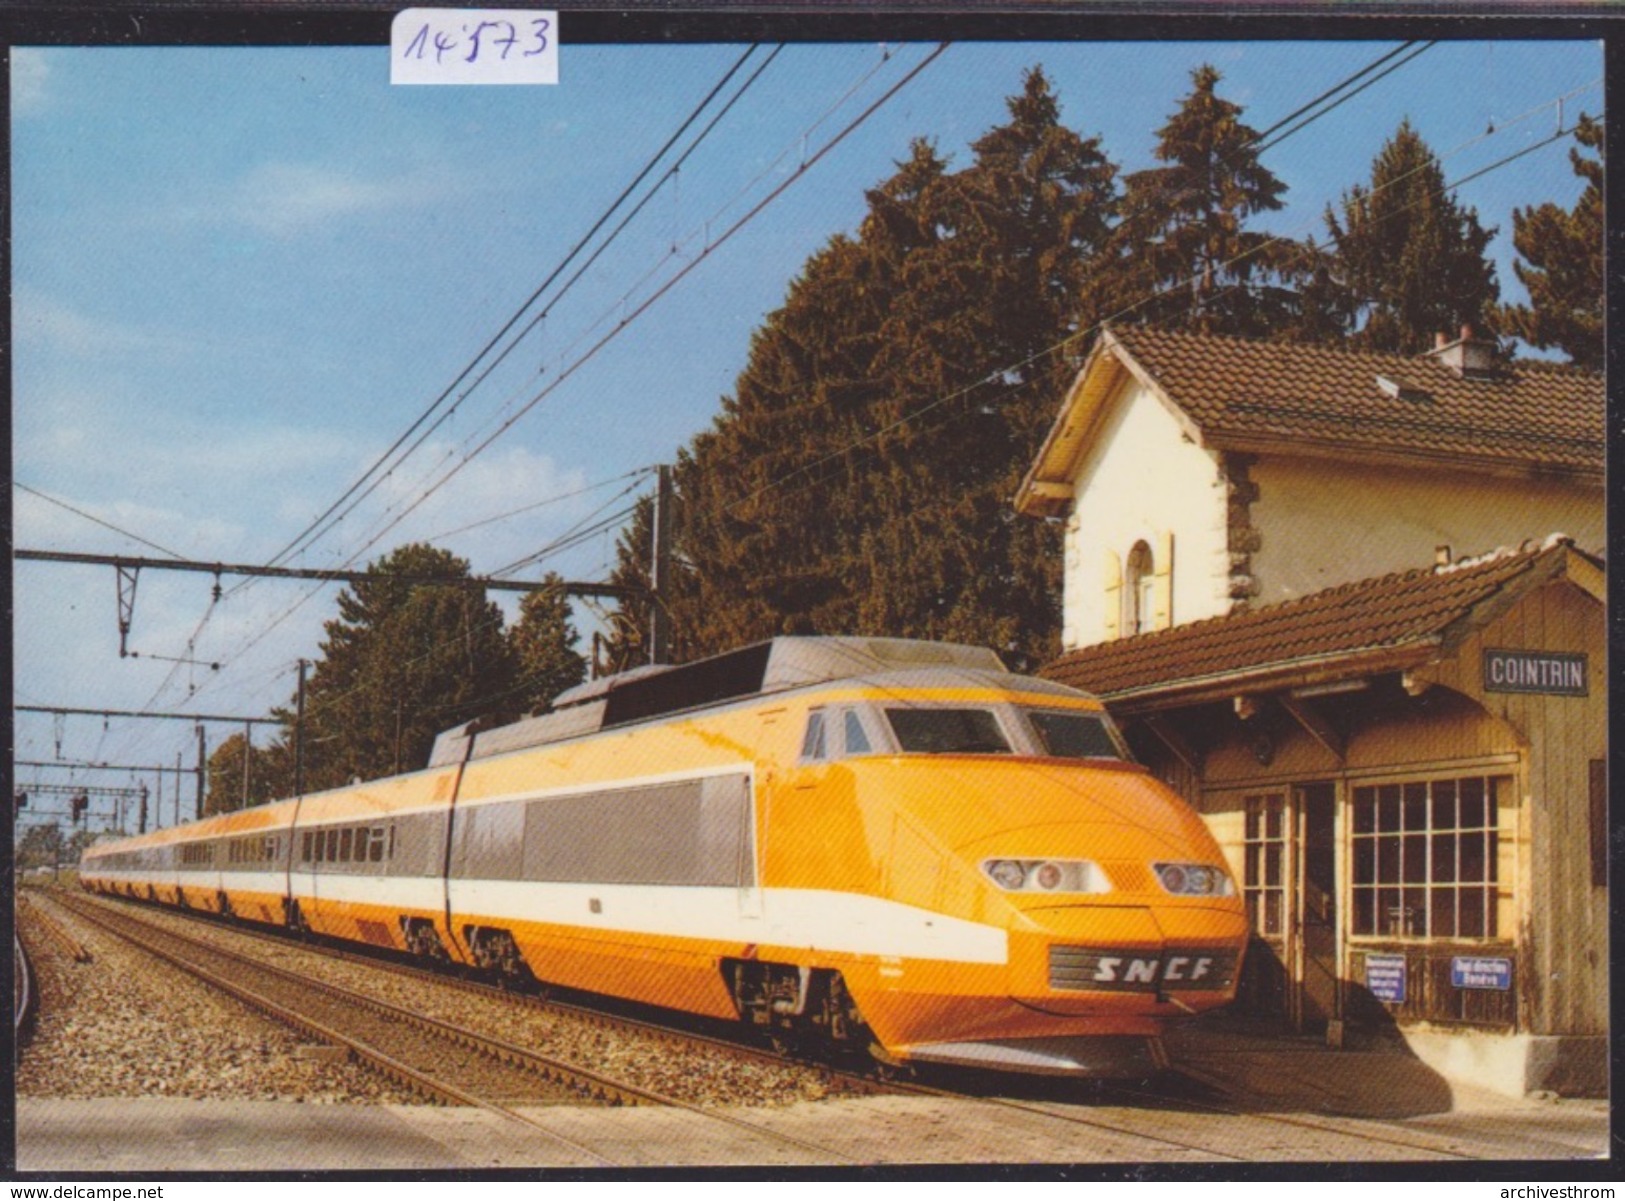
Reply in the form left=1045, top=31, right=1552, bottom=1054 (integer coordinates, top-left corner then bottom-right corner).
left=1004, top=901, right=1247, bottom=1016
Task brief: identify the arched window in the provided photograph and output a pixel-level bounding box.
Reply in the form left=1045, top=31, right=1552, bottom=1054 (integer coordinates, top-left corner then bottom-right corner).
left=1124, top=540, right=1154, bottom=636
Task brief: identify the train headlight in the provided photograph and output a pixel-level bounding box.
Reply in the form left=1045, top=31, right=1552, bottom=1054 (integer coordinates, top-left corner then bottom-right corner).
left=982, top=859, right=1109, bottom=894
left=1154, top=862, right=1235, bottom=897
left=987, top=859, right=1027, bottom=890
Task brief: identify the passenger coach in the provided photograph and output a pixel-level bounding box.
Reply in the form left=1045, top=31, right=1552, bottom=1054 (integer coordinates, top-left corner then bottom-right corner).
left=82, top=636, right=1249, bottom=1076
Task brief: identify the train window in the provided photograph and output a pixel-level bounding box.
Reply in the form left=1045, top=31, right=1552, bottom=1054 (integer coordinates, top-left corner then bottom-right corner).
left=339, top=828, right=354, bottom=862
left=800, top=710, right=828, bottom=761
left=1025, top=709, right=1125, bottom=760
left=885, top=708, right=1010, bottom=755
left=325, top=829, right=339, bottom=862
left=843, top=710, right=872, bottom=755
left=367, top=827, right=387, bottom=863
left=301, top=832, right=314, bottom=863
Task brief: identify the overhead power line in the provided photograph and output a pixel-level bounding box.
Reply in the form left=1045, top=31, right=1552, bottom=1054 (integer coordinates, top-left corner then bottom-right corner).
left=15, top=549, right=634, bottom=600
left=14, top=482, right=186, bottom=559
left=261, top=45, right=771, bottom=576
left=17, top=705, right=275, bottom=725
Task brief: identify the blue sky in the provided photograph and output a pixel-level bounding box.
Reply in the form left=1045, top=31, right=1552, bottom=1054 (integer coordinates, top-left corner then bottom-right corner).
left=9, top=36, right=1603, bottom=816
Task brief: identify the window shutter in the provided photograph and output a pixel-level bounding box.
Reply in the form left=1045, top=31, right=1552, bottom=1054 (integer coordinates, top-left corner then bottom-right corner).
left=1152, top=530, right=1175, bottom=630
left=1103, top=549, right=1122, bottom=640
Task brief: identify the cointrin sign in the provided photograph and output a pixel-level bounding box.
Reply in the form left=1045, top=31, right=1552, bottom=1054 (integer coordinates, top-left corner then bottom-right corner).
left=1482, top=649, right=1588, bottom=697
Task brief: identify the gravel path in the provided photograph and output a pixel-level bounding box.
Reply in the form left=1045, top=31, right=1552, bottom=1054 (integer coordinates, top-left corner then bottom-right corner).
left=34, top=890, right=849, bottom=1109
left=16, top=891, right=418, bottom=1104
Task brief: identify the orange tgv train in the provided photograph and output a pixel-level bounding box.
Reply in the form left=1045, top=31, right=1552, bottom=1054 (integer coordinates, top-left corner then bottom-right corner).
left=79, top=637, right=1248, bottom=1076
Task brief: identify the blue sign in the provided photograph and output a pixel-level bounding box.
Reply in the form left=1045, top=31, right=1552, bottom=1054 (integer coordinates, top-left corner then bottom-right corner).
left=1365, top=954, right=1407, bottom=1003
left=1451, top=956, right=1512, bottom=991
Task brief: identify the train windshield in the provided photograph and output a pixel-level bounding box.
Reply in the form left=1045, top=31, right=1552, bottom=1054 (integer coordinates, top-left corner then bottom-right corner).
left=1024, top=709, right=1126, bottom=760
left=885, top=708, right=1011, bottom=755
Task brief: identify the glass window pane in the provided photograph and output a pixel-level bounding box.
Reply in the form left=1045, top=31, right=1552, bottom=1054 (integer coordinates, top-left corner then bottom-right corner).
left=1430, top=888, right=1456, bottom=938
left=1378, top=837, right=1400, bottom=884
left=1377, top=888, right=1401, bottom=936
left=1431, top=779, right=1457, bottom=829
left=1460, top=832, right=1486, bottom=882
left=885, top=708, right=1010, bottom=754
left=1264, top=891, right=1281, bottom=935
left=339, top=828, right=353, bottom=862
left=1402, top=834, right=1427, bottom=883
left=1458, top=888, right=1485, bottom=937
left=1353, top=889, right=1374, bottom=935
left=1246, top=843, right=1261, bottom=885
left=1353, top=837, right=1375, bottom=885
left=1245, top=803, right=1260, bottom=839
left=1353, top=789, right=1376, bottom=833
left=801, top=711, right=826, bottom=760
left=1403, top=782, right=1428, bottom=830
left=1378, top=785, right=1401, bottom=833
left=1431, top=833, right=1457, bottom=882
left=1027, top=710, right=1121, bottom=759
left=1264, top=844, right=1281, bottom=887
left=1264, top=800, right=1282, bottom=840
left=1460, top=778, right=1486, bottom=828
left=843, top=710, right=872, bottom=756
left=1402, top=888, right=1427, bottom=936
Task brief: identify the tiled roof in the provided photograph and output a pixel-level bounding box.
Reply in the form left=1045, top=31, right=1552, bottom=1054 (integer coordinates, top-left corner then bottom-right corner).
left=1108, top=325, right=1602, bottom=474
left=1042, top=538, right=1594, bottom=703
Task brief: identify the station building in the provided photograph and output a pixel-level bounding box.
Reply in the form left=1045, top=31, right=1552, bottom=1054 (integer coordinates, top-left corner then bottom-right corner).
left=1015, top=325, right=1606, bottom=1096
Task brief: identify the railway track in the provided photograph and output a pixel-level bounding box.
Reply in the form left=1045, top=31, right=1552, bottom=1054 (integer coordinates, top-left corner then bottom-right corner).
left=15, top=932, right=36, bottom=1045
left=69, top=890, right=883, bottom=1100
left=45, top=892, right=863, bottom=1166
left=40, top=891, right=1502, bottom=1164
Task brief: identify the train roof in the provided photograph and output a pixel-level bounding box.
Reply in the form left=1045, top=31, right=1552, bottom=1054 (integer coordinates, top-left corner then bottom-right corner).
left=429, top=636, right=1012, bottom=767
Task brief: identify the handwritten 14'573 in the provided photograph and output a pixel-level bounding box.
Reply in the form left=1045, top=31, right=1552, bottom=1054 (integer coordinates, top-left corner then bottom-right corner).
left=392, top=9, right=559, bottom=85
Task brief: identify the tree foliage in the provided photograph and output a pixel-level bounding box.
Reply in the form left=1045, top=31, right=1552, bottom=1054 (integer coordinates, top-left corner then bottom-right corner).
left=280, top=544, right=516, bottom=792
left=1324, top=119, right=1499, bottom=354
left=610, top=69, right=1119, bottom=668
left=1498, top=114, right=1603, bottom=370
left=508, top=572, right=588, bottom=713
left=1103, top=64, right=1312, bottom=338
left=204, top=732, right=291, bottom=815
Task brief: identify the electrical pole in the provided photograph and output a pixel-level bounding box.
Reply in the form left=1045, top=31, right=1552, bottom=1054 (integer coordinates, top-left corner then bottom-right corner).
left=195, top=724, right=206, bottom=820
left=650, top=463, right=673, bottom=665
left=139, top=782, right=148, bottom=834
left=294, top=658, right=308, bottom=797
left=242, top=721, right=252, bottom=811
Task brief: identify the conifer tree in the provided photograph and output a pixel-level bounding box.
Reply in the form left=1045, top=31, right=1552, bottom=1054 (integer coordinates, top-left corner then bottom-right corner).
left=1102, top=64, right=1308, bottom=337
left=1325, top=119, right=1499, bottom=354
left=1498, top=115, right=1603, bottom=370
left=607, top=68, right=1118, bottom=668
left=508, top=573, right=587, bottom=713
left=279, top=544, right=516, bottom=789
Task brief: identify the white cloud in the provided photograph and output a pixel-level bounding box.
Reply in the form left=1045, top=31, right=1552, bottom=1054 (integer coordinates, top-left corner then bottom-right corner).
left=12, top=287, right=191, bottom=360
left=222, top=160, right=460, bottom=238
left=10, top=49, right=50, bottom=117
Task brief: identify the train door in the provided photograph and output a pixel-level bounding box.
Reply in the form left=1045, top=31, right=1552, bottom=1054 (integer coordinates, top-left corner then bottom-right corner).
left=1295, top=782, right=1339, bottom=1031
left=1239, top=782, right=1340, bottom=1032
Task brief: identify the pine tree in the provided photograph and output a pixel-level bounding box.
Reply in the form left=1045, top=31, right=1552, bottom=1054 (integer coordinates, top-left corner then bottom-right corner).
left=508, top=573, right=587, bottom=713
left=1103, top=64, right=1308, bottom=338
left=286, top=544, right=516, bottom=788
left=1325, top=119, right=1499, bottom=354
left=1498, top=115, right=1603, bottom=370
left=606, top=68, right=1117, bottom=668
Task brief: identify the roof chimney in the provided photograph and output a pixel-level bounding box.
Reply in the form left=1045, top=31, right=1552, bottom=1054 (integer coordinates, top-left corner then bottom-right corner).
left=1422, top=324, right=1499, bottom=379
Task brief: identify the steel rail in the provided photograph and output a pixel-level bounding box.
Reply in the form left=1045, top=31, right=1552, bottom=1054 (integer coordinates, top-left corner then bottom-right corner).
left=57, top=893, right=859, bottom=1165
left=49, top=894, right=618, bottom=1167
left=15, top=933, right=36, bottom=1044
left=17, top=893, right=92, bottom=963
left=85, top=890, right=884, bottom=1098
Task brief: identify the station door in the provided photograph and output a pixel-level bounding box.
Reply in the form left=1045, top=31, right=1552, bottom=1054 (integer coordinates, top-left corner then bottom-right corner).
left=1239, top=782, right=1339, bottom=1032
